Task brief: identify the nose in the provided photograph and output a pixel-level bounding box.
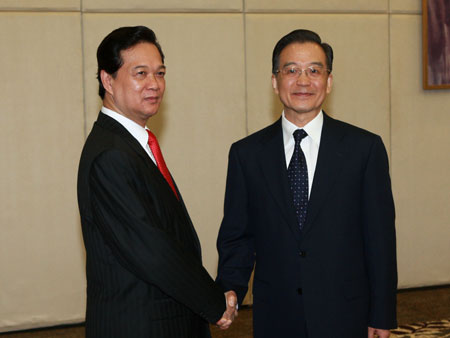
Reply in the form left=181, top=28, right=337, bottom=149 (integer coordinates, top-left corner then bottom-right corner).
left=296, top=72, right=311, bottom=86
left=146, top=73, right=160, bottom=91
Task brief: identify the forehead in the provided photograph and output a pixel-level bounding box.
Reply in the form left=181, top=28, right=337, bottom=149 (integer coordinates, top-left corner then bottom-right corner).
left=120, top=42, right=163, bottom=67
left=279, top=42, right=327, bottom=65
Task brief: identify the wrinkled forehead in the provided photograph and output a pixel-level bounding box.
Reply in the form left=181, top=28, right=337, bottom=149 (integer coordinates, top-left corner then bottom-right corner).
left=279, top=42, right=327, bottom=66
left=119, top=42, right=164, bottom=67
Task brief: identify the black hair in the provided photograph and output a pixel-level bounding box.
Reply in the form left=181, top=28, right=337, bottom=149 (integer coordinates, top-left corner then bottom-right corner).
left=272, top=29, right=333, bottom=74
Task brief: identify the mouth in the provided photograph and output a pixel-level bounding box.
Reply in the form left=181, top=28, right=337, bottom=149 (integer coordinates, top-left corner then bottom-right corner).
left=292, top=92, right=314, bottom=98
left=144, top=96, right=159, bottom=103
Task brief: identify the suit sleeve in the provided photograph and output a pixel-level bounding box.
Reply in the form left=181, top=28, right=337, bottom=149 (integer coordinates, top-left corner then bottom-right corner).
left=89, top=149, right=225, bottom=323
left=216, top=144, right=255, bottom=305
left=362, top=136, right=398, bottom=329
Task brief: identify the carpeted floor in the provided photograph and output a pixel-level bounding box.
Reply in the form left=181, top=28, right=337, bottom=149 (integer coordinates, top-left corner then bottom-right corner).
left=392, top=319, right=450, bottom=337
left=1, top=285, right=449, bottom=337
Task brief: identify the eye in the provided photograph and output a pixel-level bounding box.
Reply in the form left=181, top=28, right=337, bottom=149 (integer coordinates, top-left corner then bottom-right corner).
left=282, top=67, right=298, bottom=76
left=155, top=71, right=166, bottom=78
left=136, top=71, right=147, bottom=77
left=308, top=67, right=323, bottom=77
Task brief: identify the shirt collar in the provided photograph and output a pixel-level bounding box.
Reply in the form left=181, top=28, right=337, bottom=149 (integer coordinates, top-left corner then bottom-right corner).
left=282, top=110, right=323, bottom=147
left=101, top=106, right=150, bottom=148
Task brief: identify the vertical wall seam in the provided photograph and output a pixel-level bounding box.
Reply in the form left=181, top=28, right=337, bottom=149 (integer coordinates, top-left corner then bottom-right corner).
left=243, top=0, right=249, bottom=136
left=80, top=0, right=87, bottom=139
left=388, top=1, right=393, bottom=166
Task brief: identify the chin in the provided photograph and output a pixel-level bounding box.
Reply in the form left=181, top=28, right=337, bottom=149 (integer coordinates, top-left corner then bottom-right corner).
left=292, top=106, right=314, bottom=114
left=144, top=111, right=158, bottom=119
left=142, top=105, right=160, bottom=116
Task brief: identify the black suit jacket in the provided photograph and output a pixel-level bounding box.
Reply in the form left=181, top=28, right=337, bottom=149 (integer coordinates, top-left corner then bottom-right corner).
left=77, top=112, right=225, bottom=338
left=217, top=113, right=397, bottom=338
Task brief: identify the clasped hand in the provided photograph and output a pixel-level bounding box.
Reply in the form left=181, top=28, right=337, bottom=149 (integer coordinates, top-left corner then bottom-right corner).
left=216, top=290, right=238, bottom=330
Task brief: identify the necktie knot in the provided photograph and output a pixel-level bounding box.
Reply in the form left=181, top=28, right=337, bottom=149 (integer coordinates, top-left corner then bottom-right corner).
left=146, top=129, right=158, bottom=149
left=293, top=129, right=308, bottom=143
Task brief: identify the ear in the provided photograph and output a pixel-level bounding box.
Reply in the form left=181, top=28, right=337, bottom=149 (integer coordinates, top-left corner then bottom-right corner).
left=326, top=73, right=333, bottom=94
left=271, top=74, right=279, bottom=95
left=100, top=70, right=114, bottom=96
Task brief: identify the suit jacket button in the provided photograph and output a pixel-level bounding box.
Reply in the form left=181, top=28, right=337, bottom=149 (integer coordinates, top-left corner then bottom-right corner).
left=299, top=251, right=306, bottom=257
left=297, top=288, right=303, bottom=295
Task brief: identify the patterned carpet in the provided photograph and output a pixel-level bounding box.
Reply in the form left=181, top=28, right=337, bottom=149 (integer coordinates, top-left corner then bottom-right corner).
left=391, top=319, right=450, bottom=337
left=1, top=286, right=449, bottom=338
left=1, top=319, right=450, bottom=337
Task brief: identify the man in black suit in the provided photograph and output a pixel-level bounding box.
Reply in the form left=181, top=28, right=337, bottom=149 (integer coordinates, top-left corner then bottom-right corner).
left=217, top=29, right=397, bottom=338
left=77, top=26, right=235, bottom=338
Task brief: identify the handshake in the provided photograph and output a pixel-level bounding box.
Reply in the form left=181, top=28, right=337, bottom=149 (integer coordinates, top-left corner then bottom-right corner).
left=216, top=290, right=238, bottom=330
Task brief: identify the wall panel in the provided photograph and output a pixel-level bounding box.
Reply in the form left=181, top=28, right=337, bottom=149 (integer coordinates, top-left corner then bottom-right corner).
left=246, top=0, right=388, bottom=12
left=83, top=0, right=242, bottom=12
left=0, top=12, right=85, bottom=332
left=390, top=15, right=450, bottom=287
left=0, top=0, right=79, bottom=11
left=390, top=0, right=421, bottom=14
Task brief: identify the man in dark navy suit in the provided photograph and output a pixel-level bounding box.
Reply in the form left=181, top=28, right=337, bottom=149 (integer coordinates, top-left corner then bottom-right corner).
left=217, top=29, right=397, bottom=338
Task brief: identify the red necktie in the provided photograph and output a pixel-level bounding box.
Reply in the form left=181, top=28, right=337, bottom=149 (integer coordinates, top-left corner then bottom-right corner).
left=146, top=130, right=179, bottom=200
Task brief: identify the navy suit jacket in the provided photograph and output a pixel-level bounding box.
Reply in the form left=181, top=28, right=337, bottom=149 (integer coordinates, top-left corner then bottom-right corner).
left=217, top=113, right=397, bottom=338
left=77, top=112, right=225, bottom=338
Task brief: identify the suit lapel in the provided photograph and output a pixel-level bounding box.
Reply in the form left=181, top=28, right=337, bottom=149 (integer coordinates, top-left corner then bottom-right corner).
left=96, top=112, right=182, bottom=205
left=95, top=112, right=203, bottom=258
left=96, top=112, right=153, bottom=164
left=302, top=113, right=346, bottom=236
left=257, top=119, right=302, bottom=242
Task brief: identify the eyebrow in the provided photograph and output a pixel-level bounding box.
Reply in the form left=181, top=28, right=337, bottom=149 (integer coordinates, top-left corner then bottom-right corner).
left=133, top=65, right=166, bottom=71
left=282, top=61, right=324, bottom=68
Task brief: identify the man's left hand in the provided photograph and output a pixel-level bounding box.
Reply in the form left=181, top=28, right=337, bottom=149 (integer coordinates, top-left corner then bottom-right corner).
left=368, top=326, right=390, bottom=338
left=216, top=290, right=238, bottom=330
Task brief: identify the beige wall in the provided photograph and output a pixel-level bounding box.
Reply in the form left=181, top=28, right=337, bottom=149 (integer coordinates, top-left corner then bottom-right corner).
left=1, top=0, right=449, bottom=332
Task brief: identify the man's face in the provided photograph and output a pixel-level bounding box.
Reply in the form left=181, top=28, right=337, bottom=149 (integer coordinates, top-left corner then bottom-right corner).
left=272, top=42, right=332, bottom=126
left=102, top=42, right=165, bottom=126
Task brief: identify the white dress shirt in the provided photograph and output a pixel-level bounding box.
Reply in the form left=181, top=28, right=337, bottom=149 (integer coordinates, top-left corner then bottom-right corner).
left=101, top=106, right=156, bottom=165
left=282, top=110, right=324, bottom=198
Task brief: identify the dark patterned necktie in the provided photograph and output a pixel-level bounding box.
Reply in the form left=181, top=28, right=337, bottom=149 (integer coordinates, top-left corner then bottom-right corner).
left=287, top=129, right=308, bottom=230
